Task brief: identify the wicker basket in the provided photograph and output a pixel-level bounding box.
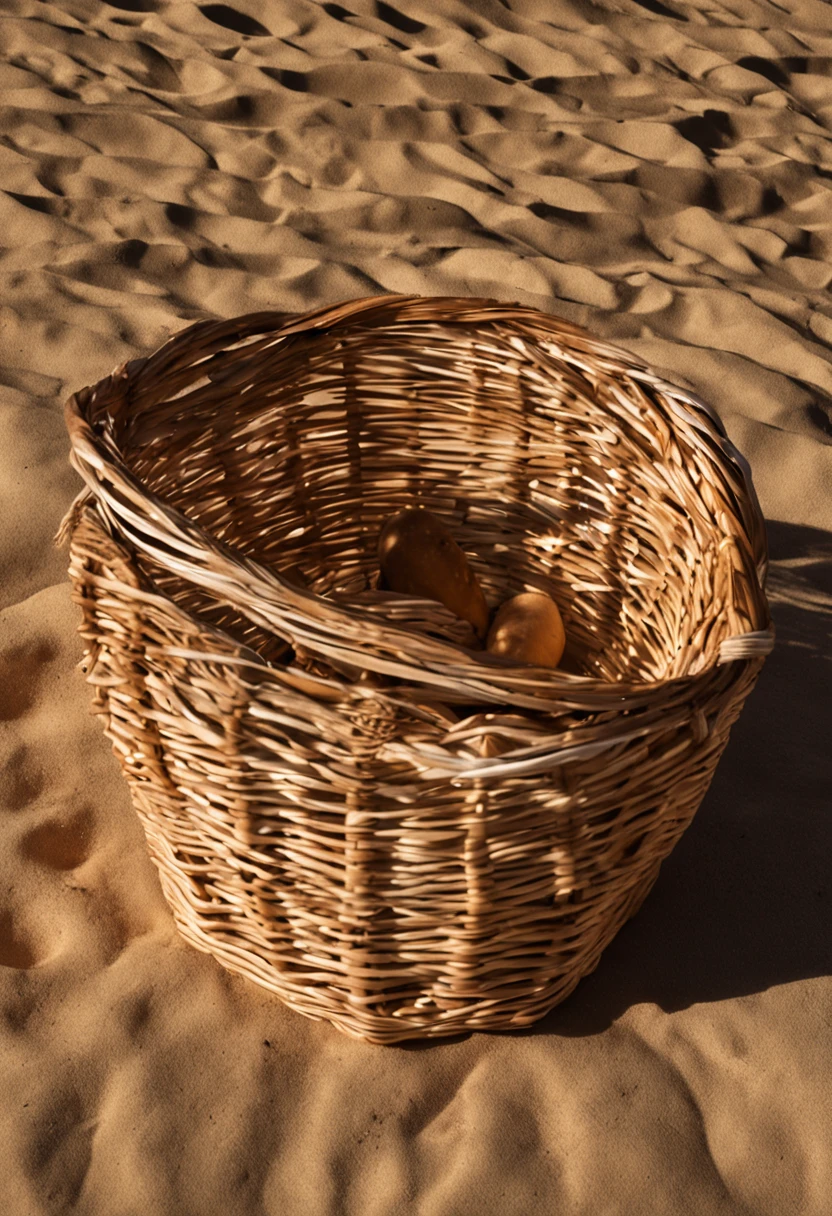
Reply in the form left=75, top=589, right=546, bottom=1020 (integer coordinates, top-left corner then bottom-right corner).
left=59, top=295, right=773, bottom=1043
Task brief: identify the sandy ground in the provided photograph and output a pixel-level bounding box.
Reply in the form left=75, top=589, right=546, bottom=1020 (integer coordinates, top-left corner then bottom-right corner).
left=2, top=0, right=832, bottom=1212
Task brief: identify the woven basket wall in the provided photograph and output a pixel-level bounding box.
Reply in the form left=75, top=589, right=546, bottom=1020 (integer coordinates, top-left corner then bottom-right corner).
left=59, top=295, right=773, bottom=1044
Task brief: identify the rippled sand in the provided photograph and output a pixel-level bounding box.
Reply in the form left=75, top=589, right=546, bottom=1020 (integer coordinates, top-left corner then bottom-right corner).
left=1, top=1, right=831, bottom=1211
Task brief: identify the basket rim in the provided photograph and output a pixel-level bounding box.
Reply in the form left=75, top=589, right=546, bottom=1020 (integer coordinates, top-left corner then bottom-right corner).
left=60, top=294, right=774, bottom=702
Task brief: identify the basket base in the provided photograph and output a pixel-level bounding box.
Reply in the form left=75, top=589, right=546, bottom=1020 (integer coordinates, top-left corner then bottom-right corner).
left=148, top=831, right=666, bottom=1045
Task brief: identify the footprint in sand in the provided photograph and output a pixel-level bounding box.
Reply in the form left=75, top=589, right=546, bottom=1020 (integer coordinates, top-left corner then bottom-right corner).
left=1, top=745, right=46, bottom=813
left=0, top=803, right=94, bottom=970
left=0, top=639, right=58, bottom=723
left=0, top=909, right=50, bottom=970
left=20, top=808, right=95, bottom=873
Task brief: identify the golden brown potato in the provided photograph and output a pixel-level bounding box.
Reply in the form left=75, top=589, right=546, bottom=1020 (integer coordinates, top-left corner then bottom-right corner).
left=378, top=508, right=489, bottom=639
left=486, top=592, right=566, bottom=669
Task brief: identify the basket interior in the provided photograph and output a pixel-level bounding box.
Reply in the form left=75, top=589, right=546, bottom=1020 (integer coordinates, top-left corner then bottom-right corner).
left=120, top=320, right=754, bottom=684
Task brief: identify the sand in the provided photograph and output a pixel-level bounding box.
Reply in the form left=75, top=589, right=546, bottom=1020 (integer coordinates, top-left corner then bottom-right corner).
left=1, top=0, right=831, bottom=1211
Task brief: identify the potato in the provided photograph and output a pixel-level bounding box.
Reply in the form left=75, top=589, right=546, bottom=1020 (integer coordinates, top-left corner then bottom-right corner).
left=378, top=508, right=489, bottom=640
left=486, top=592, right=565, bottom=669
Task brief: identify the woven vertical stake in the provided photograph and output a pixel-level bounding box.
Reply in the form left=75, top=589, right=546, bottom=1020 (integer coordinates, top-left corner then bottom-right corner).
left=438, top=779, right=492, bottom=1013
left=58, top=295, right=773, bottom=1042
left=221, top=678, right=261, bottom=934
left=341, top=788, right=375, bottom=1010
left=338, top=678, right=393, bottom=1012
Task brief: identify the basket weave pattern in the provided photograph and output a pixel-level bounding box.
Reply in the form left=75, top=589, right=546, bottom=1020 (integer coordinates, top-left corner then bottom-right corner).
left=60, top=296, right=773, bottom=1043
